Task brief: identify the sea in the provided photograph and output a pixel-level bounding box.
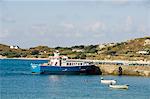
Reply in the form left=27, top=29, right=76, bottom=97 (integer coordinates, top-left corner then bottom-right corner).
left=0, top=59, right=150, bottom=99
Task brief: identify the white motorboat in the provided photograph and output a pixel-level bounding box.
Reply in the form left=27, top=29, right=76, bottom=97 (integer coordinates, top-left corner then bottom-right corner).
left=109, top=84, right=129, bottom=89
left=100, top=77, right=117, bottom=84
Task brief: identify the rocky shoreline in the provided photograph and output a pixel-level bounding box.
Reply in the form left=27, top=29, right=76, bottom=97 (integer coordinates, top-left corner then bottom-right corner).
left=98, top=64, right=150, bottom=77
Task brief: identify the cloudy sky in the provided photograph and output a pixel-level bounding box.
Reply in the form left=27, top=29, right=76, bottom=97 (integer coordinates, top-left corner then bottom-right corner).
left=0, top=0, right=150, bottom=48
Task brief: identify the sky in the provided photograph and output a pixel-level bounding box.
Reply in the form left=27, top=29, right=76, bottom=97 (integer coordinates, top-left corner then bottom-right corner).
left=0, top=0, right=150, bottom=48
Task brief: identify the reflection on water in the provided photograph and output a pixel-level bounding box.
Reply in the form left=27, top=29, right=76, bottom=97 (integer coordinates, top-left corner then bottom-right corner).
left=49, top=75, right=61, bottom=82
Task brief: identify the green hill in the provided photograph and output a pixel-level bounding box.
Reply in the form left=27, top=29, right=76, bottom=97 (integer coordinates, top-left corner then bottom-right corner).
left=94, top=37, right=150, bottom=61
left=0, top=36, right=150, bottom=60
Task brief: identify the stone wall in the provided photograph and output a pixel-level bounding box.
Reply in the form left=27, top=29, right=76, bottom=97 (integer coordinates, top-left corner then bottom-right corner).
left=97, top=64, right=150, bottom=77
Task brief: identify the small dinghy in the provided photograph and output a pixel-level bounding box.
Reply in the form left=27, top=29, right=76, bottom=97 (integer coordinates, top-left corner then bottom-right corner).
left=109, top=84, right=129, bottom=89
left=100, top=77, right=117, bottom=84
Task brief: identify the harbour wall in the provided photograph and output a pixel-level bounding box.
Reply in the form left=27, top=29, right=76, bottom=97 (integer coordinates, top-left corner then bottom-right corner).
left=97, top=64, right=150, bottom=77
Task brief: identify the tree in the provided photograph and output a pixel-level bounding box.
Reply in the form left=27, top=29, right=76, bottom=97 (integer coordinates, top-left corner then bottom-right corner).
left=84, top=45, right=98, bottom=53
left=31, top=50, right=39, bottom=55
left=71, top=45, right=85, bottom=49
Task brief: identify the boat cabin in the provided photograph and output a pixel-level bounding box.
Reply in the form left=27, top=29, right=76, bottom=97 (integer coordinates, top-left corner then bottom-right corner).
left=47, top=51, right=91, bottom=66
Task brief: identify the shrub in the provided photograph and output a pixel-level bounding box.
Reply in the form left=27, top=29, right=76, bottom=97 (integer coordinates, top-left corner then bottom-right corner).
left=84, top=45, right=98, bottom=53
left=31, top=50, right=39, bottom=55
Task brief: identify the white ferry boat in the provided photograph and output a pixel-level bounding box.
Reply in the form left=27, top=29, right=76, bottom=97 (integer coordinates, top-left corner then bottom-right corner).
left=31, top=51, right=101, bottom=75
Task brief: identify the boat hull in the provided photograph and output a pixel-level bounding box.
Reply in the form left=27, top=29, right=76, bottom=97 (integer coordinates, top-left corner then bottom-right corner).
left=31, top=64, right=101, bottom=75
left=101, top=80, right=116, bottom=84
left=109, top=85, right=129, bottom=89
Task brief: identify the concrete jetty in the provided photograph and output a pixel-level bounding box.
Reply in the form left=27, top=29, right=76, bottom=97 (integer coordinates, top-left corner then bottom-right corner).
left=97, top=64, right=150, bottom=77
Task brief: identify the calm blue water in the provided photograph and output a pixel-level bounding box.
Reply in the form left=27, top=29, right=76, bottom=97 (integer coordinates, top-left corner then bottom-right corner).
left=0, top=59, right=150, bottom=99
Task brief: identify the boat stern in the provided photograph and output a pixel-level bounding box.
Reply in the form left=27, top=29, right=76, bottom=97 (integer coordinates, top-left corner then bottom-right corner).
left=31, top=63, right=41, bottom=74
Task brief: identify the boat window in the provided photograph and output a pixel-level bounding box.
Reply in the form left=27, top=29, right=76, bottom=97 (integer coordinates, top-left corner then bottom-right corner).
left=67, top=63, right=69, bottom=65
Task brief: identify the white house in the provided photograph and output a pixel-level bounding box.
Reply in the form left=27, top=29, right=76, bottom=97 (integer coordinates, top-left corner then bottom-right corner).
left=10, top=45, right=19, bottom=49
left=72, top=49, right=84, bottom=52
left=144, top=39, right=150, bottom=46
left=98, top=44, right=107, bottom=49
left=98, top=43, right=116, bottom=50
left=136, top=51, right=149, bottom=55
left=10, top=46, right=14, bottom=49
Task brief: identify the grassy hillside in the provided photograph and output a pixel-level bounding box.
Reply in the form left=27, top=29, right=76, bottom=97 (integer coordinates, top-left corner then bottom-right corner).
left=94, top=37, right=150, bottom=61
left=0, top=37, right=150, bottom=61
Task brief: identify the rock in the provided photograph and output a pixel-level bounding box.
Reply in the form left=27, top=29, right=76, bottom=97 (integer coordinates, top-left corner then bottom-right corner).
left=143, top=71, right=150, bottom=77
